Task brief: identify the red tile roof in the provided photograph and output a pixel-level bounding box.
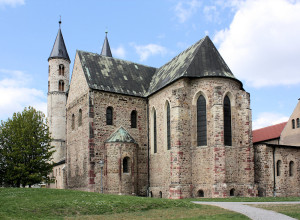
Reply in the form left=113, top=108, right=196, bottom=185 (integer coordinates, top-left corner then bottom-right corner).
left=253, top=122, right=287, bottom=143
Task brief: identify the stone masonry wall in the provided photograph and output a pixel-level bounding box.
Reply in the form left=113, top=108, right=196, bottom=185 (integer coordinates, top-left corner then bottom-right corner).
left=254, top=144, right=300, bottom=197
left=148, top=77, right=255, bottom=198
left=105, top=142, right=138, bottom=195
left=90, top=91, right=148, bottom=195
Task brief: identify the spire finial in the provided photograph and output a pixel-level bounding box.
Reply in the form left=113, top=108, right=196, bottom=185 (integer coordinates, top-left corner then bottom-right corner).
left=105, top=27, right=108, bottom=36
left=59, top=15, right=61, bottom=28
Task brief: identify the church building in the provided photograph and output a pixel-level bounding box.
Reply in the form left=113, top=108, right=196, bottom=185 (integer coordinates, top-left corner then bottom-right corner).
left=47, top=21, right=299, bottom=198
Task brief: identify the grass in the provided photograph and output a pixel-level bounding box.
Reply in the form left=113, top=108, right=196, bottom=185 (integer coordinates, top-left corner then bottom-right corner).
left=0, top=188, right=249, bottom=220
left=250, top=204, right=300, bottom=220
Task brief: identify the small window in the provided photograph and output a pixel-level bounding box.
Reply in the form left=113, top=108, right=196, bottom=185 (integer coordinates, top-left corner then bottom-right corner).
left=131, top=110, right=137, bottom=128
left=198, top=190, right=204, bottom=197
left=78, top=109, right=82, bottom=127
left=58, top=80, right=64, bottom=92
left=72, top=114, right=75, bottom=130
left=48, top=81, right=50, bottom=92
left=292, top=119, right=295, bottom=129
left=123, top=157, right=130, bottom=173
left=166, top=101, right=171, bottom=150
left=106, top=107, right=113, bottom=125
left=153, top=109, right=157, bottom=153
left=277, top=160, right=282, bottom=176
left=59, top=64, right=64, bottom=76
left=297, top=118, right=300, bottom=128
left=289, top=161, right=294, bottom=176
left=230, top=188, right=235, bottom=196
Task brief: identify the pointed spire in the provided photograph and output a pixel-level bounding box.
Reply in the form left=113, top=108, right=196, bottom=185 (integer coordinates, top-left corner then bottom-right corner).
left=100, top=31, right=112, bottom=57
left=48, top=19, right=70, bottom=62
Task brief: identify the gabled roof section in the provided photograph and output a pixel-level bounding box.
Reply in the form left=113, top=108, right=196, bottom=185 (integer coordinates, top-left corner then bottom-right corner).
left=101, top=32, right=112, bottom=57
left=147, top=36, right=240, bottom=95
left=49, top=27, right=70, bottom=62
left=253, top=122, right=287, bottom=143
left=106, top=127, right=136, bottom=143
left=78, top=50, right=156, bottom=97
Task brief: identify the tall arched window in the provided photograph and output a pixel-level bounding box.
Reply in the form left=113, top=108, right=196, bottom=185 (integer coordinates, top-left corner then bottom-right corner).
left=166, top=101, right=171, bottom=150
left=153, top=109, right=157, bottom=153
left=292, top=119, right=295, bottom=129
left=78, top=109, right=82, bottom=127
left=224, top=96, right=232, bottom=146
left=59, top=64, right=64, bottom=76
left=197, top=95, right=207, bottom=146
left=58, top=80, right=64, bottom=92
left=106, top=107, right=113, bottom=125
left=289, top=161, right=294, bottom=176
left=72, top=114, right=75, bottom=130
left=123, top=157, right=130, bottom=173
left=277, top=160, right=282, bottom=176
left=297, top=118, right=300, bottom=128
left=131, top=110, right=137, bottom=128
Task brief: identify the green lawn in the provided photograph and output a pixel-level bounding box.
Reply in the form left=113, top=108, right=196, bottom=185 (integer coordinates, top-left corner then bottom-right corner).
left=251, top=204, right=300, bottom=220
left=0, top=188, right=249, bottom=220
left=187, top=196, right=300, bottom=202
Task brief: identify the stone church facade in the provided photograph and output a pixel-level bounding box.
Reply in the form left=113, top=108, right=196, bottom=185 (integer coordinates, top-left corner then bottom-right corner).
left=47, top=22, right=299, bottom=198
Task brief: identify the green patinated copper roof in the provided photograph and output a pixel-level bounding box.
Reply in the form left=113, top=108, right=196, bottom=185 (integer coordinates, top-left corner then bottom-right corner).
left=78, top=50, right=156, bottom=97
left=106, top=127, right=136, bottom=143
left=77, top=36, right=240, bottom=97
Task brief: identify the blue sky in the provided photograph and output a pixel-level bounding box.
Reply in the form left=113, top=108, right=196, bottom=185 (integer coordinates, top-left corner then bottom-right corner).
left=1, top=0, right=300, bottom=129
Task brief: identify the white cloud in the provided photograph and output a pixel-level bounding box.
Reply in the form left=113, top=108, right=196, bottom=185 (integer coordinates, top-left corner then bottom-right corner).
left=131, top=43, right=168, bottom=62
left=112, top=46, right=126, bottom=59
left=214, top=0, right=300, bottom=88
left=0, top=69, right=47, bottom=121
left=174, top=0, right=202, bottom=23
left=0, top=0, right=24, bottom=7
left=253, top=112, right=289, bottom=130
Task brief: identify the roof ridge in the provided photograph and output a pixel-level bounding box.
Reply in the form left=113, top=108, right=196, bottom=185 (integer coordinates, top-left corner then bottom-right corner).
left=253, top=121, right=288, bottom=132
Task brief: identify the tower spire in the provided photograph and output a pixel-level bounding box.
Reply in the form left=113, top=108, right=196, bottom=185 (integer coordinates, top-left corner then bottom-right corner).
left=101, top=30, right=112, bottom=57
left=48, top=19, right=70, bottom=62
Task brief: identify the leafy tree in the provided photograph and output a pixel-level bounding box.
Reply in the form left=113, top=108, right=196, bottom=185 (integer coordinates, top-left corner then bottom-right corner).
left=0, top=107, right=54, bottom=187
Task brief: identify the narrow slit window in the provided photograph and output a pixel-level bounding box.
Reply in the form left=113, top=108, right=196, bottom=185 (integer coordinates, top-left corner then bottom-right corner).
left=297, top=118, right=300, bottom=128
left=224, top=96, right=232, bottom=146
left=153, top=109, right=157, bottom=153
left=72, top=114, right=75, bottom=130
left=131, top=110, right=137, bottom=128
left=292, top=119, right=295, bottom=129
left=58, top=80, right=64, bottom=92
left=166, top=102, right=171, bottom=150
left=123, top=157, right=130, bottom=173
left=106, top=107, right=113, bottom=125
left=59, top=64, right=65, bottom=76
left=289, top=161, right=294, bottom=176
left=78, top=109, right=82, bottom=127
left=197, top=95, right=207, bottom=146
left=277, top=160, right=282, bottom=176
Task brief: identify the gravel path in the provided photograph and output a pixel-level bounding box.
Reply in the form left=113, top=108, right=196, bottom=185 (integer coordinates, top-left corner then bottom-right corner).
left=193, top=201, right=300, bottom=220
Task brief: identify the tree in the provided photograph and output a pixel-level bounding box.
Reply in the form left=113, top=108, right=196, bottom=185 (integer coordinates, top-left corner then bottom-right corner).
left=0, top=107, right=54, bottom=187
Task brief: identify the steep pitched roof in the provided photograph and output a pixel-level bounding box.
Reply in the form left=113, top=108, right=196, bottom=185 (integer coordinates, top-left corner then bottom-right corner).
left=147, top=36, right=240, bottom=95
left=106, top=127, right=136, bottom=143
left=49, top=28, right=70, bottom=62
left=77, top=35, right=241, bottom=97
left=78, top=50, right=156, bottom=97
left=101, top=32, right=112, bottom=57
left=253, top=122, right=287, bottom=143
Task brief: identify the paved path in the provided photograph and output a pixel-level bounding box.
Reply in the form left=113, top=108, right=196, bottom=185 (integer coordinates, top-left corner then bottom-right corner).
left=193, top=201, right=300, bottom=220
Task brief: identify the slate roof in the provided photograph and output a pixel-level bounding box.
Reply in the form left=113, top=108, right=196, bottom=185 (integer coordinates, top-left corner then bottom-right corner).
left=77, top=35, right=241, bottom=97
left=147, top=36, right=239, bottom=95
left=78, top=50, right=156, bottom=97
left=100, top=32, right=112, bottom=57
left=106, top=127, right=136, bottom=143
left=49, top=28, right=70, bottom=62
left=253, top=122, right=287, bottom=143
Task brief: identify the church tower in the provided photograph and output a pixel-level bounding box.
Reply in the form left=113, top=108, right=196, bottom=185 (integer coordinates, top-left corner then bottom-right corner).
left=48, top=20, right=70, bottom=164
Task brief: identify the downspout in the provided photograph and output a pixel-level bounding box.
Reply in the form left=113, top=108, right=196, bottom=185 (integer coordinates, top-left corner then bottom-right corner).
left=147, top=98, right=150, bottom=197
left=272, top=146, right=276, bottom=197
